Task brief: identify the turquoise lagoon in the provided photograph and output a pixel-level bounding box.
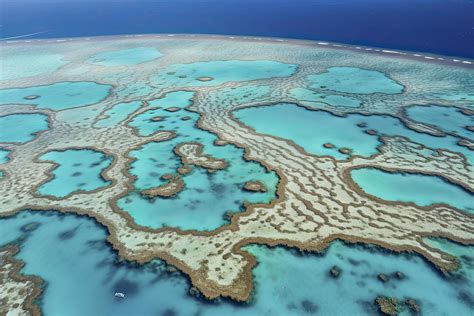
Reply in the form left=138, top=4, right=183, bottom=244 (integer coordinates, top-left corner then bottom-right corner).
left=0, top=210, right=472, bottom=315
left=234, top=103, right=473, bottom=162
left=119, top=91, right=278, bottom=231
left=405, top=105, right=474, bottom=140
left=351, top=168, right=474, bottom=213
left=289, top=88, right=362, bottom=108
left=88, top=47, right=162, bottom=66
left=152, top=60, right=297, bottom=87
left=128, top=90, right=195, bottom=135
left=0, top=148, right=10, bottom=164
left=95, top=100, right=143, bottom=128
left=0, top=51, right=67, bottom=81
left=0, top=81, right=111, bottom=110
left=0, top=148, right=9, bottom=179
left=306, top=67, right=404, bottom=94
left=37, top=149, right=113, bottom=198
left=0, top=113, right=49, bottom=143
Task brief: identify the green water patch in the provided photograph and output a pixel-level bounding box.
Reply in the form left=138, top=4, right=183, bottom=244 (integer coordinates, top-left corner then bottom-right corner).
left=405, top=105, right=474, bottom=140
left=234, top=103, right=473, bottom=162
left=37, top=149, right=113, bottom=198
left=95, top=100, right=143, bottom=128
left=0, top=51, right=68, bottom=81
left=0, top=113, right=49, bottom=143
left=119, top=91, right=278, bottom=231
left=0, top=211, right=472, bottom=315
left=152, top=60, right=297, bottom=87
left=307, top=67, right=404, bottom=94
left=289, top=87, right=362, bottom=108
left=88, top=47, right=162, bottom=66
left=351, top=168, right=474, bottom=213
left=0, top=81, right=112, bottom=110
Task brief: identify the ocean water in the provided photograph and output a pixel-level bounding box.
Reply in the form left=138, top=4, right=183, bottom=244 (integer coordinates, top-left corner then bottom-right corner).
left=0, top=210, right=472, bottom=315
left=351, top=168, right=474, bottom=214
left=0, top=113, right=49, bottom=143
left=119, top=91, right=278, bottom=231
left=234, top=103, right=473, bottom=162
left=37, top=149, right=113, bottom=198
left=1, top=0, right=473, bottom=58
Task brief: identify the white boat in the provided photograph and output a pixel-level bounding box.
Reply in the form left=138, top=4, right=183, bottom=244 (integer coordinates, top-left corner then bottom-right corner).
left=114, top=292, right=125, bottom=298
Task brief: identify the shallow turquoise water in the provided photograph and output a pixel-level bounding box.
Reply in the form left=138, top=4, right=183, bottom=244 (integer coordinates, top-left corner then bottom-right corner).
left=307, top=67, right=404, bottom=94
left=128, top=90, right=194, bottom=135
left=0, top=81, right=111, bottom=110
left=120, top=91, right=278, bottom=231
left=0, top=113, right=49, bottom=143
left=0, top=51, right=67, bottom=81
left=115, top=82, right=156, bottom=100
left=88, top=47, right=162, bottom=66
left=0, top=210, right=472, bottom=316
left=211, top=85, right=273, bottom=105
left=433, top=92, right=474, bottom=104
left=351, top=168, right=474, bottom=213
left=95, top=100, right=143, bottom=127
left=289, top=87, right=362, bottom=108
left=37, top=149, right=113, bottom=198
left=234, top=103, right=473, bottom=162
left=0, top=148, right=9, bottom=179
left=424, top=238, right=474, bottom=280
left=152, top=60, right=297, bottom=87
left=405, top=105, right=474, bottom=140
left=0, top=148, right=11, bottom=164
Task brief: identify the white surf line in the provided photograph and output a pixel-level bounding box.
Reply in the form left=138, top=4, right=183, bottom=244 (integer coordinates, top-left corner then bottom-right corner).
left=0, top=31, right=48, bottom=41
left=219, top=35, right=474, bottom=66
left=3, top=33, right=473, bottom=66
left=382, top=49, right=407, bottom=55
left=308, top=40, right=474, bottom=66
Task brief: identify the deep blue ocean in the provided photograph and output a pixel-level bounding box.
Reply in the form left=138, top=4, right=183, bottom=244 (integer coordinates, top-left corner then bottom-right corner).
left=1, top=0, right=473, bottom=58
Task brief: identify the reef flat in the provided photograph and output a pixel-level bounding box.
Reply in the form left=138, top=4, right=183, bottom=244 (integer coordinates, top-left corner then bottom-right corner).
left=0, top=35, right=473, bottom=314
